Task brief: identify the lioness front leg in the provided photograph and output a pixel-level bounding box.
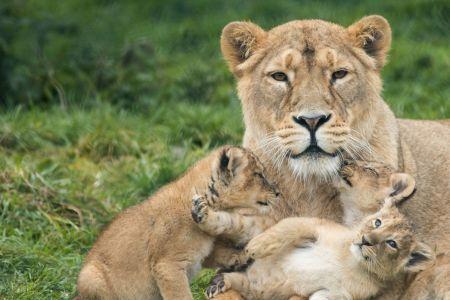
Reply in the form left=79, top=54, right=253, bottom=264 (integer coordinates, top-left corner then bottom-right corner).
left=245, top=217, right=321, bottom=259
left=191, top=195, right=271, bottom=243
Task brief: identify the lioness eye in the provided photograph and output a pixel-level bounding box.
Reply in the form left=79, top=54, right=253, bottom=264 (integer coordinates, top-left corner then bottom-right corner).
left=271, top=72, right=288, bottom=82
left=332, top=69, right=348, bottom=81
left=386, top=240, right=397, bottom=249
left=374, top=219, right=382, bottom=228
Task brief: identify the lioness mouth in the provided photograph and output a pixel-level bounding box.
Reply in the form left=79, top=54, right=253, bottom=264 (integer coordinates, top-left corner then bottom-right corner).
left=288, top=145, right=338, bottom=159
left=257, top=201, right=269, bottom=206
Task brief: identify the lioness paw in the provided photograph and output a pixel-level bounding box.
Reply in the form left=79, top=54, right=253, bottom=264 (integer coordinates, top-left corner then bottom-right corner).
left=191, top=195, right=209, bottom=224
left=205, top=273, right=228, bottom=299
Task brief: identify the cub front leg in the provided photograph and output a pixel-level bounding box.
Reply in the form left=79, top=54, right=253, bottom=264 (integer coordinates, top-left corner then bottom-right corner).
left=203, top=242, right=251, bottom=271
left=288, top=296, right=308, bottom=300
left=245, top=217, right=321, bottom=259
left=309, top=289, right=347, bottom=300
left=191, top=195, right=270, bottom=243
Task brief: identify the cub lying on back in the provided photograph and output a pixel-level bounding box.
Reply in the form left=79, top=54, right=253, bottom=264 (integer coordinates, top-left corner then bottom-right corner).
left=205, top=161, right=434, bottom=300
left=76, top=146, right=279, bottom=300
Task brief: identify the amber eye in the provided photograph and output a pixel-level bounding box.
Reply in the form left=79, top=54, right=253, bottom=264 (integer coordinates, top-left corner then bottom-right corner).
left=332, top=69, right=348, bottom=81
left=374, top=219, right=382, bottom=228
left=271, top=72, right=288, bottom=82
left=386, top=240, right=398, bottom=249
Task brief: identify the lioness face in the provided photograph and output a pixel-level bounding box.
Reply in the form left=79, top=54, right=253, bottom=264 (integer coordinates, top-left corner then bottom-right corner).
left=215, top=147, right=280, bottom=213
left=351, top=202, right=434, bottom=278
left=221, top=16, right=392, bottom=180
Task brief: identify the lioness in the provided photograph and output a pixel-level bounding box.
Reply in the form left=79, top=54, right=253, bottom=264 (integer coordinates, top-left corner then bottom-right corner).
left=206, top=165, right=433, bottom=300
left=215, top=15, right=450, bottom=299
left=76, top=146, right=279, bottom=300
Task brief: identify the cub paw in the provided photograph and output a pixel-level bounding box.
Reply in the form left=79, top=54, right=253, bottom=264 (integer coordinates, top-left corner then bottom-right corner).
left=205, top=273, right=228, bottom=299
left=219, top=252, right=254, bottom=273
left=191, top=194, right=209, bottom=224
left=245, top=235, right=277, bottom=259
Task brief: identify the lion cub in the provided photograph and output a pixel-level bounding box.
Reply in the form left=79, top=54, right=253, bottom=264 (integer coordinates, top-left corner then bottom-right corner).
left=336, top=160, right=416, bottom=226
left=76, top=146, right=279, bottom=300
left=206, top=162, right=434, bottom=300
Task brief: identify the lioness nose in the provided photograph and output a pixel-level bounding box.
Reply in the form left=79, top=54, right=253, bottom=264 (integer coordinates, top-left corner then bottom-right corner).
left=294, top=114, right=331, bottom=132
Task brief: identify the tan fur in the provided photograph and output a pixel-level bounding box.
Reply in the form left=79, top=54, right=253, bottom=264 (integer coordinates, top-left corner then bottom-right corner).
left=206, top=200, right=434, bottom=300
left=76, top=146, right=278, bottom=300
left=217, top=15, right=450, bottom=299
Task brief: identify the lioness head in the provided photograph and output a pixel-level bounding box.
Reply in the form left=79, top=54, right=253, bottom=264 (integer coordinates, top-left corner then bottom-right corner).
left=336, top=160, right=416, bottom=215
left=351, top=198, right=434, bottom=279
left=211, top=146, right=280, bottom=213
left=221, top=16, right=392, bottom=180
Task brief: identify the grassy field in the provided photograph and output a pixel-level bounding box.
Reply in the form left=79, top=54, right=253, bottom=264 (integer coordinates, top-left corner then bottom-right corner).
left=0, top=0, right=449, bottom=299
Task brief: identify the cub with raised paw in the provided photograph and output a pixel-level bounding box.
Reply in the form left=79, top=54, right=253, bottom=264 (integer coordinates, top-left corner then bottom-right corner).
left=336, top=159, right=416, bottom=226
left=76, top=146, right=278, bottom=300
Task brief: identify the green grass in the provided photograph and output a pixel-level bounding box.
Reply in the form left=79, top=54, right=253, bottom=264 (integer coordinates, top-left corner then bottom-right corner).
left=0, top=0, right=449, bottom=299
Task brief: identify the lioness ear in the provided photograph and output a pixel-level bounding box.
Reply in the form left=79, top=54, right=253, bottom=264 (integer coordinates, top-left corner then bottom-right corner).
left=404, top=242, right=435, bottom=273
left=388, top=173, right=416, bottom=205
left=218, top=147, right=246, bottom=181
left=221, top=21, right=267, bottom=76
left=347, top=15, right=392, bottom=70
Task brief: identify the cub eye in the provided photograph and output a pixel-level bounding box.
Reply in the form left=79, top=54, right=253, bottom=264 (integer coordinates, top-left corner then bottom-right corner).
left=332, top=69, right=348, bottom=81
left=271, top=72, right=288, bottom=82
left=374, top=219, right=382, bottom=228
left=386, top=240, right=398, bottom=249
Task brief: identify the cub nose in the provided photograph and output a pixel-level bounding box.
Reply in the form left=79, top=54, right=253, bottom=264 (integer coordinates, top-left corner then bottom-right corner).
left=361, top=236, right=373, bottom=247
left=293, top=114, right=331, bottom=132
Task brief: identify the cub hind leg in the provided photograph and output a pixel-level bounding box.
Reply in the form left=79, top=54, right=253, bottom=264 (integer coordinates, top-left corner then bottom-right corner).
left=153, top=261, right=193, bottom=300
left=77, top=263, right=116, bottom=300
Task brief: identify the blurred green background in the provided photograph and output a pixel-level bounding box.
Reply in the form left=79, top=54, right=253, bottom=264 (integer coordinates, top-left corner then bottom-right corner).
left=0, top=0, right=448, bottom=299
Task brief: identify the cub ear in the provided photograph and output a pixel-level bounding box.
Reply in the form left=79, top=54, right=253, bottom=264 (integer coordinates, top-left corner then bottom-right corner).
left=218, top=147, right=247, bottom=180
left=404, top=242, right=435, bottom=273
left=221, top=21, right=267, bottom=76
left=347, top=15, right=392, bottom=70
left=388, top=173, right=416, bottom=205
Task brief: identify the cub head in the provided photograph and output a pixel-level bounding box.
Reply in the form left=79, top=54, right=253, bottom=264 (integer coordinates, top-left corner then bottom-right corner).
left=351, top=199, right=434, bottom=280
left=211, top=146, right=280, bottom=213
left=336, top=160, right=416, bottom=215
left=221, top=16, right=392, bottom=181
